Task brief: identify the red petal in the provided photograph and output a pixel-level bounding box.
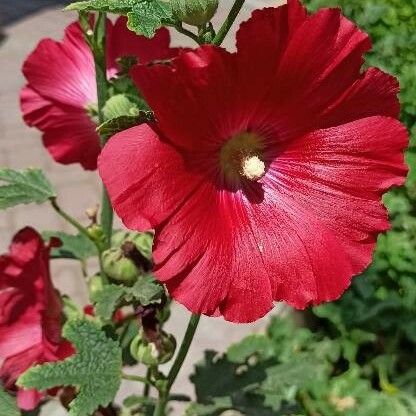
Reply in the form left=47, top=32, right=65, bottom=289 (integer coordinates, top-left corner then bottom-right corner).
left=131, top=46, right=240, bottom=151
left=98, top=124, right=203, bottom=231
left=267, top=116, right=408, bottom=274
left=107, top=17, right=178, bottom=71
left=21, top=86, right=100, bottom=170
left=22, top=23, right=96, bottom=108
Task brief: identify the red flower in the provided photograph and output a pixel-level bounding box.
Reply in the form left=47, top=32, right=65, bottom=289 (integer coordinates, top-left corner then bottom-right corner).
left=98, top=0, right=408, bottom=322
left=0, top=228, right=73, bottom=410
left=21, top=17, right=178, bottom=170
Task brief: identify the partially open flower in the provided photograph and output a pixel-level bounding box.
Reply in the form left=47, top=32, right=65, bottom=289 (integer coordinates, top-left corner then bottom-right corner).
left=21, top=17, right=178, bottom=170
left=99, top=0, right=408, bottom=322
left=0, top=228, right=74, bottom=410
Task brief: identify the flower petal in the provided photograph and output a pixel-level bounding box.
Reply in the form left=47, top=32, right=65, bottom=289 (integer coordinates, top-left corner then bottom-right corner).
left=22, top=22, right=96, bottom=108
left=107, top=17, right=179, bottom=70
left=21, top=86, right=100, bottom=170
left=98, top=125, right=203, bottom=231
left=131, top=46, right=242, bottom=151
left=267, top=116, right=408, bottom=273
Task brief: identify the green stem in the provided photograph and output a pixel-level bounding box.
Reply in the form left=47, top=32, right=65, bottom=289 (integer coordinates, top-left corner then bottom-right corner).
left=92, top=12, right=113, bottom=247
left=143, top=368, right=152, bottom=397
left=153, top=314, right=201, bottom=416
left=50, top=198, right=91, bottom=242
left=174, top=24, right=201, bottom=44
left=213, top=0, right=246, bottom=45
left=122, top=372, right=155, bottom=387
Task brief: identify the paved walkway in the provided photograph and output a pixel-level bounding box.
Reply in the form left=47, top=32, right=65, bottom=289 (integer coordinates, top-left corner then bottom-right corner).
left=0, top=1, right=278, bottom=414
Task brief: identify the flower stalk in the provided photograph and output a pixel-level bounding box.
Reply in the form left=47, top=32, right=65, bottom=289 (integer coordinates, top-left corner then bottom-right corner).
left=213, top=0, right=246, bottom=45
left=153, top=314, right=201, bottom=416
left=91, top=12, right=113, bottom=248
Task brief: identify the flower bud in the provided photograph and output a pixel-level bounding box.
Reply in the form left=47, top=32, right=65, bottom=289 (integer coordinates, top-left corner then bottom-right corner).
left=88, top=274, right=104, bottom=297
left=130, top=331, right=176, bottom=366
left=102, top=247, right=139, bottom=285
left=171, top=0, right=219, bottom=27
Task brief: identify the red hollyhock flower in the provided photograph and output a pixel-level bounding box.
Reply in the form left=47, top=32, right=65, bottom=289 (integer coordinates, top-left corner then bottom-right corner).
left=0, top=228, right=73, bottom=410
left=98, top=0, right=408, bottom=322
left=21, top=17, right=178, bottom=170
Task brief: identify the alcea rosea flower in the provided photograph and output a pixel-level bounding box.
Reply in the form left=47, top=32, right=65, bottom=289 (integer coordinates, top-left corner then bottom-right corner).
left=20, top=17, right=178, bottom=170
left=99, top=0, right=408, bottom=322
left=0, top=228, right=73, bottom=410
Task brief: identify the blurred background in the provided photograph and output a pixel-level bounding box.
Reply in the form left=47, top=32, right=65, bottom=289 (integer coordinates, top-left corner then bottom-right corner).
left=1, top=0, right=415, bottom=415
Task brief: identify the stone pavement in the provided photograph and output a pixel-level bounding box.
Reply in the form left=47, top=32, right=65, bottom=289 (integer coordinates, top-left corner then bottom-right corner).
left=0, top=1, right=279, bottom=414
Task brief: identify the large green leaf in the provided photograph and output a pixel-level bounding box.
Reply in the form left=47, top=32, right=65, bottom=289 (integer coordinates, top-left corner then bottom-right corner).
left=18, top=319, right=122, bottom=416
left=66, top=0, right=175, bottom=38
left=0, top=168, right=55, bottom=209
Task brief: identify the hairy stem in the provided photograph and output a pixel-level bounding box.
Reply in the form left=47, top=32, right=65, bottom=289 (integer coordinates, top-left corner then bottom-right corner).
left=174, top=23, right=201, bottom=44
left=92, top=12, right=113, bottom=247
left=50, top=198, right=92, bottom=243
left=153, top=314, right=201, bottom=416
left=122, top=372, right=155, bottom=387
left=213, top=0, right=246, bottom=45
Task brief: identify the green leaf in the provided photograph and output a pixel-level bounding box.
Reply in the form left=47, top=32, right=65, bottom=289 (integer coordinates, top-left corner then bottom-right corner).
left=91, top=284, right=125, bottom=321
left=66, top=0, right=175, bottom=38
left=102, top=94, right=140, bottom=120
left=0, top=167, right=55, bottom=210
left=0, top=386, right=19, bottom=416
left=18, top=319, right=122, bottom=416
left=97, top=112, right=154, bottom=140
left=92, top=275, right=164, bottom=321
left=43, top=231, right=97, bottom=261
left=127, top=1, right=175, bottom=38
left=127, top=274, right=165, bottom=306
left=65, top=0, right=137, bottom=13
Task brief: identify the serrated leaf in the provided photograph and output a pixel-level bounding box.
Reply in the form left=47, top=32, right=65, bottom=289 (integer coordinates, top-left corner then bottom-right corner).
left=0, top=167, right=55, bottom=209
left=18, top=319, right=122, bottom=416
left=127, top=1, right=174, bottom=38
left=98, top=112, right=154, bottom=140
left=91, top=284, right=125, bottom=321
left=92, top=275, right=163, bottom=320
left=127, top=274, right=164, bottom=305
left=65, top=0, right=137, bottom=13
left=102, top=94, right=139, bottom=120
left=43, top=231, right=97, bottom=261
left=0, top=386, right=19, bottom=416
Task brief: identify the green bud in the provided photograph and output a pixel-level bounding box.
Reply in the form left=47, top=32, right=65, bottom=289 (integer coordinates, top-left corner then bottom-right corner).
left=171, top=0, right=219, bottom=27
left=88, top=274, right=104, bottom=297
left=102, top=248, right=139, bottom=285
left=111, top=231, right=153, bottom=259
left=130, top=331, right=176, bottom=366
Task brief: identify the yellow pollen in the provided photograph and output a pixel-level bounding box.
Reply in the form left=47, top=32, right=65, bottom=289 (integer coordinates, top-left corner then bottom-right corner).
left=241, top=156, right=266, bottom=181
left=220, top=132, right=266, bottom=184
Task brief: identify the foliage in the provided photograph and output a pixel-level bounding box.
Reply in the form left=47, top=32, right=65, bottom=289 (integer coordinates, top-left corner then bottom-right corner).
left=0, top=168, right=55, bottom=209
left=17, top=319, right=122, bottom=416
left=66, top=0, right=176, bottom=37
left=0, top=386, right=19, bottom=416
left=43, top=231, right=98, bottom=261
left=92, top=275, right=164, bottom=320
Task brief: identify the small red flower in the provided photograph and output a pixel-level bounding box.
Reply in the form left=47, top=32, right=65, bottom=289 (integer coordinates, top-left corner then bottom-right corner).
left=99, top=0, right=408, bottom=322
left=21, top=17, right=178, bottom=170
left=0, top=228, right=74, bottom=410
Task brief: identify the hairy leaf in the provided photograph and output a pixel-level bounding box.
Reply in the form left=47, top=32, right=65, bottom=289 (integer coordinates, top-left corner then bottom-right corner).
left=0, top=386, right=19, bottom=416
left=43, top=231, right=97, bottom=261
left=0, top=167, right=55, bottom=209
left=18, top=319, right=122, bottom=416
left=98, top=111, right=154, bottom=140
